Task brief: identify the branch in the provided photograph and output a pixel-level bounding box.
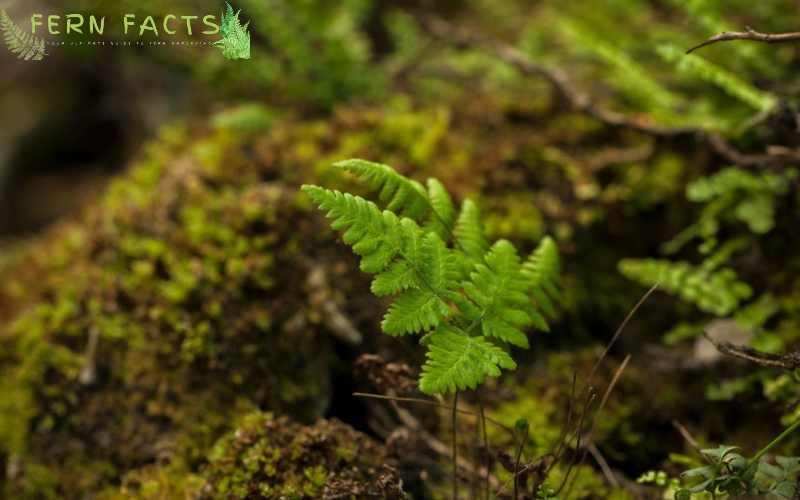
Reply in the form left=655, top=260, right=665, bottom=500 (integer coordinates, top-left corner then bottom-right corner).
left=703, top=331, right=800, bottom=370
left=421, top=17, right=691, bottom=137
left=687, top=26, right=800, bottom=54
left=420, top=17, right=795, bottom=170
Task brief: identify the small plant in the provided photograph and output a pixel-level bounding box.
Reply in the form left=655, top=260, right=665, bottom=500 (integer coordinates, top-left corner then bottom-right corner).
left=302, top=159, right=561, bottom=395
left=671, top=419, right=800, bottom=499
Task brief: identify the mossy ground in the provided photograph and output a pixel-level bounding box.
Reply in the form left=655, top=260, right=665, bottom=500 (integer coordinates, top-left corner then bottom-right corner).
left=0, top=87, right=777, bottom=498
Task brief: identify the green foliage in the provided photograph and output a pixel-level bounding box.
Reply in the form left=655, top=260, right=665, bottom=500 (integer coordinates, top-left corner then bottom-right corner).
left=215, top=3, right=251, bottom=60
left=679, top=167, right=794, bottom=239
left=303, top=160, right=562, bottom=394
left=211, top=103, right=275, bottom=134
left=619, top=258, right=752, bottom=316
left=675, top=445, right=800, bottom=499
left=236, top=0, right=378, bottom=107
left=201, top=412, right=402, bottom=499
left=0, top=10, right=46, bottom=61
left=621, top=167, right=795, bottom=324
left=658, top=45, right=776, bottom=113
left=420, top=324, right=516, bottom=394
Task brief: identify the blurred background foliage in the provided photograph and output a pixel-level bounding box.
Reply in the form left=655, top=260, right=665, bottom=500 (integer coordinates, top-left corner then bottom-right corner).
left=1, top=0, right=800, bottom=498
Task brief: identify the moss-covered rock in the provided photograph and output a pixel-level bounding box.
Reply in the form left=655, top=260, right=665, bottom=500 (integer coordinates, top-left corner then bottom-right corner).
left=197, top=412, right=404, bottom=499
left=0, top=90, right=706, bottom=497
left=0, top=124, right=345, bottom=498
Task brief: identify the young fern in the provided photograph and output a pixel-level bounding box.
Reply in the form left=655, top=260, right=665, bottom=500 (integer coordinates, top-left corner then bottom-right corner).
left=302, top=160, right=562, bottom=395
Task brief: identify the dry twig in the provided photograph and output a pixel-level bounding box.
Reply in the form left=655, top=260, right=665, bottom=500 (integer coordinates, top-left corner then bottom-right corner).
left=420, top=17, right=796, bottom=170
left=687, top=26, right=800, bottom=54
left=703, top=331, right=800, bottom=370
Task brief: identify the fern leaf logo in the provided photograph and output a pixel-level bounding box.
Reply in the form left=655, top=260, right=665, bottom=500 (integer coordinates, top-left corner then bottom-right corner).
left=214, top=3, right=250, bottom=61
left=0, top=10, right=46, bottom=61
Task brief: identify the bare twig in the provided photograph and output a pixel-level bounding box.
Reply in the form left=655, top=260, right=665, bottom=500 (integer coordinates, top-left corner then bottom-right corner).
left=672, top=420, right=702, bottom=451
left=421, top=17, right=690, bottom=137
left=79, top=327, right=100, bottom=386
left=687, top=26, right=800, bottom=54
left=588, top=443, right=619, bottom=488
left=563, top=356, right=632, bottom=498
left=421, top=16, right=795, bottom=170
left=703, top=331, right=800, bottom=370
left=353, top=392, right=514, bottom=435
left=588, top=283, right=658, bottom=385
left=388, top=396, right=502, bottom=490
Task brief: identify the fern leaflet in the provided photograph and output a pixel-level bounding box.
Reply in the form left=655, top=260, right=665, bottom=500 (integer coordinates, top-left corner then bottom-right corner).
left=454, top=198, right=490, bottom=274
left=420, top=324, right=516, bottom=394
left=0, top=10, right=46, bottom=61
left=521, top=236, right=561, bottom=318
left=619, top=258, right=752, bottom=316
left=464, top=240, right=540, bottom=347
left=335, top=159, right=454, bottom=239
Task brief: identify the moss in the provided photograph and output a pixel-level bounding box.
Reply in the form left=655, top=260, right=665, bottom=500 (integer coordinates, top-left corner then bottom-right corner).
left=198, top=412, right=403, bottom=500
left=0, top=123, right=340, bottom=498
left=0, top=91, right=712, bottom=497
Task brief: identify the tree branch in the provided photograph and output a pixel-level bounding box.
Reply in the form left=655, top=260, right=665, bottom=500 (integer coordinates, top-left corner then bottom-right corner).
left=687, top=26, right=800, bottom=54
left=420, top=17, right=793, bottom=170
left=703, top=331, right=800, bottom=370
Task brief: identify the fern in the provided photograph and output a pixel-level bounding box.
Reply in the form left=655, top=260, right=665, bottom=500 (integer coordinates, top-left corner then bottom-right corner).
left=0, top=10, right=46, bottom=61
left=303, top=160, right=562, bottom=394
left=619, top=258, right=752, bottom=316
left=658, top=45, right=776, bottom=113
left=215, top=3, right=251, bottom=60
left=664, top=167, right=794, bottom=254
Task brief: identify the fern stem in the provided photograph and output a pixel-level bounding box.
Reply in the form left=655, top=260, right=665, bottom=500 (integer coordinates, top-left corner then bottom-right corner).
left=513, top=429, right=527, bottom=500
left=480, top=402, right=489, bottom=500
left=453, top=390, right=459, bottom=500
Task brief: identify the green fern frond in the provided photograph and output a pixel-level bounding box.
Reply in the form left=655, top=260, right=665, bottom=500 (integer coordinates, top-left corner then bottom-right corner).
left=381, top=232, right=459, bottom=336
left=215, top=2, right=251, bottom=60
left=454, top=199, right=489, bottom=263
left=335, top=159, right=430, bottom=220
left=619, top=258, right=752, bottom=316
left=424, top=178, right=456, bottom=240
left=304, top=160, right=564, bottom=394
left=658, top=45, right=776, bottom=113
left=302, top=186, right=402, bottom=273
left=464, top=240, right=539, bottom=347
left=336, top=159, right=460, bottom=242
left=521, top=236, right=561, bottom=318
left=687, top=167, right=791, bottom=202
left=303, top=185, right=458, bottom=336
left=0, top=10, right=46, bottom=61
left=419, top=324, right=516, bottom=395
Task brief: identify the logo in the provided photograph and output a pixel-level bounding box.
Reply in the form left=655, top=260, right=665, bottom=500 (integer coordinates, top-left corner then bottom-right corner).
left=0, top=2, right=250, bottom=62
left=215, top=3, right=250, bottom=61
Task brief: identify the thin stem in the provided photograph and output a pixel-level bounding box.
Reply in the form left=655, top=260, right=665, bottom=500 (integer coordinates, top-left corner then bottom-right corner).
left=513, top=430, right=528, bottom=500
left=352, top=392, right=515, bottom=436
left=480, top=403, right=489, bottom=500
left=749, top=417, right=800, bottom=466
left=453, top=391, right=460, bottom=500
